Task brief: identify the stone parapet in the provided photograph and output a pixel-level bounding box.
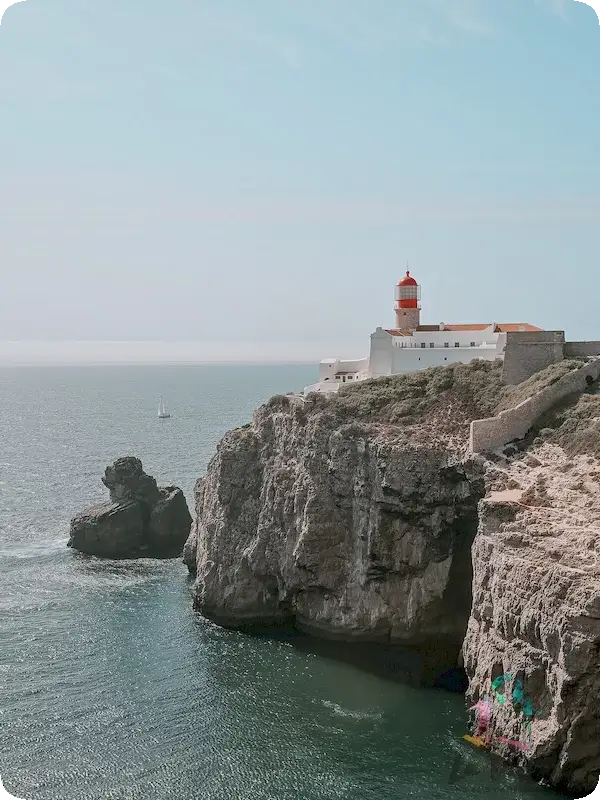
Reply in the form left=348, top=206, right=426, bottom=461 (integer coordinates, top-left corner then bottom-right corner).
left=501, top=331, right=565, bottom=386
left=470, top=358, right=600, bottom=453
left=564, top=341, right=600, bottom=358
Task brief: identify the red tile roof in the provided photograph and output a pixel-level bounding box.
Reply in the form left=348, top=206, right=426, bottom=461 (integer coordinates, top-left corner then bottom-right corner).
left=387, top=323, right=543, bottom=336
left=494, top=323, right=543, bottom=333
left=442, top=324, right=491, bottom=332
left=413, top=323, right=543, bottom=333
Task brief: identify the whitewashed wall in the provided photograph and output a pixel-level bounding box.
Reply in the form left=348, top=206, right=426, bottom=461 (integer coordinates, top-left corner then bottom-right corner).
left=391, top=344, right=500, bottom=374
left=319, top=357, right=369, bottom=381
left=369, top=328, right=394, bottom=377
left=409, top=326, right=497, bottom=348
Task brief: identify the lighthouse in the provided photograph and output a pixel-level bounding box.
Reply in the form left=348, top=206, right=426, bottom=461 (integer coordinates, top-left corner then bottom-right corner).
left=395, top=270, right=421, bottom=332
left=304, top=264, right=545, bottom=396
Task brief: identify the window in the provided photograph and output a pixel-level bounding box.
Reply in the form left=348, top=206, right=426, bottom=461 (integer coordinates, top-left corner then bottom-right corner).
left=444, top=342, right=449, bottom=348
left=421, top=342, right=426, bottom=349
left=348, top=375, right=353, bottom=380
left=455, top=342, right=460, bottom=347
left=430, top=342, right=434, bottom=348
left=470, top=341, right=476, bottom=348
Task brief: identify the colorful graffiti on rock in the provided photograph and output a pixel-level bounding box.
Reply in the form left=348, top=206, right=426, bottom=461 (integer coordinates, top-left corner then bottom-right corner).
left=449, top=673, right=537, bottom=785
left=468, top=673, right=535, bottom=753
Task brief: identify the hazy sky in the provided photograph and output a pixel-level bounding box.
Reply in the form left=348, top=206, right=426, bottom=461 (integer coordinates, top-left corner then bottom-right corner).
left=0, top=0, right=599, bottom=363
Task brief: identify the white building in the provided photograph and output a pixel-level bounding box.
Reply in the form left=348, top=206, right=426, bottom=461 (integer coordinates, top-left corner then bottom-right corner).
left=304, top=270, right=542, bottom=395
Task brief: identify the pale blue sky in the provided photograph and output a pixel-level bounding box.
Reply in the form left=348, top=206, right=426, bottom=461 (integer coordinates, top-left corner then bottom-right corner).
left=0, top=0, right=599, bottom=363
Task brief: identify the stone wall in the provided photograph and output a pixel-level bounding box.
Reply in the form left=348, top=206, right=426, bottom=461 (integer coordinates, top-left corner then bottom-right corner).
left=470, top=358, right=600, bottom=453
left=501, top=331, right=565, bottom=385
left=564, top=341, right=600, bottom=358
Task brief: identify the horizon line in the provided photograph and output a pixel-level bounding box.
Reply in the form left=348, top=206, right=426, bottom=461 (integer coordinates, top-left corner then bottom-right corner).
left=0, top=359, right=317, bottom=368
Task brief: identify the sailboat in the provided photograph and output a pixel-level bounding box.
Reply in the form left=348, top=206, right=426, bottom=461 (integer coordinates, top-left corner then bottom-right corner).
left=158, top=397, right=171, bottom=419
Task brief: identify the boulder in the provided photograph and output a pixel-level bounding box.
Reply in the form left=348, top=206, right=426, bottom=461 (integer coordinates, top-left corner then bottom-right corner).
left=149, top=487, right=194, bottom=555
left=68, top=501, right=144, bottom=558
left=68, top=457, right=192, bottom=559
left=183, top=528, right=198, bottom=575
left=102, top=456, right=160, bottom=506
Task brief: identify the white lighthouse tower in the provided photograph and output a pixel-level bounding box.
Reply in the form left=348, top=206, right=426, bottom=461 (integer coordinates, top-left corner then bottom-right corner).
left=395, top=270, right=421, bottom=332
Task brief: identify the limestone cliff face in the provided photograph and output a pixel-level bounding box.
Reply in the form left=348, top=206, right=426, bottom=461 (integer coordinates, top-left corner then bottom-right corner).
left=191, top=403, right=482, bottom=646
left=188, top=363, right=504, bottom=652
left=463, top=420, right=600, bottom=795
left=186, top=361, right=600, bottom=795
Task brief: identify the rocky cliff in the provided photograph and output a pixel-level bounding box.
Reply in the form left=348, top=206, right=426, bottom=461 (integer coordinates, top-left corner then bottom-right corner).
left=69, top=457, right=192, bottom=558
left=463, top=386, right=600, bottom=796
left=186, top=360, right=541, bottom=633
left=186, top=362, right=506, bottom=648
left=185, top=359, right=600, bottom=796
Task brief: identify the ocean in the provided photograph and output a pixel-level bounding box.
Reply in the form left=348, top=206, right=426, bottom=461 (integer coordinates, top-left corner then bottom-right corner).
left=0, top=364, right=567, bottom=800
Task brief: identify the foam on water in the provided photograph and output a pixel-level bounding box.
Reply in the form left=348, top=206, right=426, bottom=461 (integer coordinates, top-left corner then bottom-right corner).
left=320, top=700, right=383, bottom=721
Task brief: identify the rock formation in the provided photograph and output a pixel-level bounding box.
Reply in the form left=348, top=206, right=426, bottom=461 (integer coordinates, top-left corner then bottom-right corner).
left=69, top=457, right=192, bottom=558
left=185, top=358, right=600, bottom=796
left=187, top=362, right=510, bottom=644
left=463, top=388, right=600, bottom=796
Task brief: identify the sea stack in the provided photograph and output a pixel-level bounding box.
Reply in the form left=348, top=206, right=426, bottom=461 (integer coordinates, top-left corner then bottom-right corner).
left=68, top=457, right=192, bottom=559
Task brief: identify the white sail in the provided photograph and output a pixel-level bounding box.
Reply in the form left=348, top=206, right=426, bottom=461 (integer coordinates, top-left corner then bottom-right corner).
left=158, top=397, right=170, bottom=418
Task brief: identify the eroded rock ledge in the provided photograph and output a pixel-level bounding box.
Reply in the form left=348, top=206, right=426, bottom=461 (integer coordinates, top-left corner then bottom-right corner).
left=69, top=457, right=192, bottom=558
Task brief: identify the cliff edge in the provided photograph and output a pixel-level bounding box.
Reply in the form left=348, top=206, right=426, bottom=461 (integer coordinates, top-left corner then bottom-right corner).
left=186, top=360, right=571, bottom=634
left=186, top=358, right=599, bottom=795
left=463, top=383, right=600, bottom=796
left=187, top=361, right=507, bottom=645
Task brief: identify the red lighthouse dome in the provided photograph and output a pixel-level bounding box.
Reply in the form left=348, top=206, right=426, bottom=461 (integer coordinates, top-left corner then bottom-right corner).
left=398, top=270, right=417, bottom=288
left=395, top=270, right=420, bottom=309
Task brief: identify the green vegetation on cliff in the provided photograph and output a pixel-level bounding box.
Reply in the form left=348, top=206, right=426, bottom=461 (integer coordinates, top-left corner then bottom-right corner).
left=297, top=358, right=588, bottom=436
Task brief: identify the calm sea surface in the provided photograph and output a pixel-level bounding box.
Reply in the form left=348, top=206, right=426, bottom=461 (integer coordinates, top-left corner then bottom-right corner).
left=0, top=365, right=567, bottom=800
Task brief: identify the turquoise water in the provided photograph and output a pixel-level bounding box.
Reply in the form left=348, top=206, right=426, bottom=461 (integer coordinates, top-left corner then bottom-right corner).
left=0, top=365, right=567, bottom=800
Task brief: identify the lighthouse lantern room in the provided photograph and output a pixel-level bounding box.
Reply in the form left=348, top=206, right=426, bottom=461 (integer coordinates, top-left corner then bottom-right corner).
left=395, top=270, right=421, bottom=331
